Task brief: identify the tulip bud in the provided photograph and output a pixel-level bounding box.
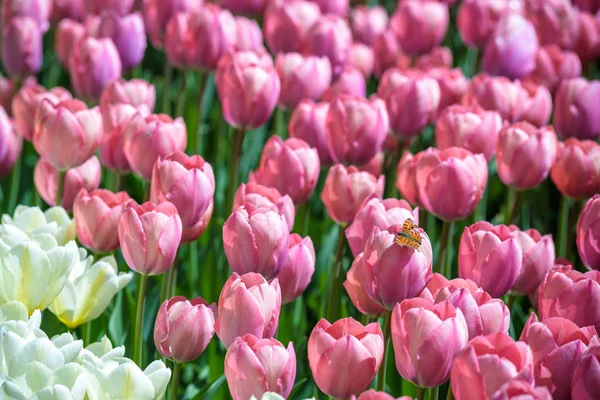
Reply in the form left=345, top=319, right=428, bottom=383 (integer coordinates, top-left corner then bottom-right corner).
left=390, top=0, right=449, bottom=55
left=55, top=19, right=86, bottom=67
left=322, top=66, right=367, bottom=102
left=164, top=12, right=195, bottom=69
left=2, top=0, right=52, bottom=33
left=303, top=14, right=352, bottom=78
left=554, top=78, right=600, bottom=140
left=0, top=73, right=17, bottom=114
left=233, top=183, right=295, bottom=232
left=99, top=103, right=137, bottom=174
left=0, top=107, right=22, bottom=178
left=194, top=5, right=238, bottom=71
left=274, top=234, right=315, bottom=304
left=275, top=53, right=331, bottom=110
left=572, top=339, right=600, bottom=400
left=288, top=100, right=331, bottom=165
left=527, top=45, right=582, bottom=92
left=82, top=0, right=133, bottom=16
left=525, top=0, right=580, bottom=49
left=222, top=0, right=266, bottom=16
left=263, top=0, right=321, bottom=54
left=215, top=272, right=282, bottom=347
left=396, top=151, right=425, bottom=206
left=154, top=296, right=216, bottom=363
left=551, top=139, right=600, bottom=200
left=118, top=200, right=183, bottom=275
left=574, top=11, right=600, bottom=63
left=511, top=228, right=555, bottom=295
left=457, top=0, right=523, bottom=48
left=1, top=17, right=43, bottom=78
left=351, top=6, right=389, bottom=46
left=373, top=30, right=409, bottom=79
left=97, top=12, right=147, bottom=71
left=100, top=78, right=155, bottom=115
left=344, top=252, right=386, bottom=317
left=142, top=0, right=202, bottom=48
left=577, top=194, right=600, bottom=270
left=427, top=67, right=469, bottom=113
left=234, top=16, right=263, bottom=52
left=347, top=43, right=374, bottom=80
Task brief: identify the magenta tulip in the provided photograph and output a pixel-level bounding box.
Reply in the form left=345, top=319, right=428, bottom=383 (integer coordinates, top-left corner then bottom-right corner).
left=373, top=30, right=409, bottom=79
left=288, top=100, right=331, bottom=165
left=574, top=11, right=600, bottom=63
left=275, top=53, right=331, bottom=109
left=307, top=0, right=348, bottom=17
left=274, top=234, right=315, bottom=304
left=51, top=0, right=84, bottom=23
left=551, top=139, right=600, bottom=200
left=55, top=19, right=86, bottom=67
left=82, top=0, right=133, bottom=16
left=344, top=252, right=386, bottom=317
left=96, top=12, right=147, bottom=71
left=0, top=107, right=22, bottom=178
left=142, top=0, right=203, bottom=48
left=302, top=14, right=352, bottom=78
left=525, top=0, right=580, bottom=49
left=577, top=194, right=600, bottom=270
left=511, top=228, right=555, bottom=295
left=571, top=339, right=600, bottom=400
left=414, top=47, right=453, bottom=71
left=322, top=66, right=367, bottom=101
left=221, top=0, right=266, bottom=16
left=527, top=45, right=582, bottom=92
left=351, top=5, right=389, bottom=46
left=2, top=0, right=52, bottom=33
left=233, top=16, right=263, bottom=52
left=554, top=78, right=600, bottom=140
left=232, top=182, right=295, bottom=233
left=0, top=74, right=17, bottom=114
left=457, top=0, right=519, bottom=48
left=99, top=103, right=137, bottom=174
left=1, top=17, right=43, bottom=78
left=390, top=0, right=448, bottom=55
left=396, top=151, right=425, bottom=207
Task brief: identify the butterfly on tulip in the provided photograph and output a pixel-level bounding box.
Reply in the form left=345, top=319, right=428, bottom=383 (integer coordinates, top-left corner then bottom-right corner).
left=396, top=218, right=423, bottom=251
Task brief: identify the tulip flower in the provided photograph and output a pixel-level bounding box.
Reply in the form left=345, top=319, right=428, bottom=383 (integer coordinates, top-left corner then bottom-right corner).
left=577, top=195, right=600, bottom=270
left=352, top=391, right=413, bottom=400
left=288, top=100, right=331, bottom=165
left=427, top=67, right=470, bottom=114
left=414, top=47, right=453, bottom=71
left=351, top=6, right=389, bottom=46
left=55, top=19, right=86, bottom=67
left=51, top=0, right=84, bottom=22
left=527, top=45, right=582, bottom=92
left=390, top=0, right=448, bottom=55
left=0, top=107, right=22, bottom=178
left=373, top=30, right=409, bottom=79
left=82, top=0, right=133, bottom=16
left=554, top=78, right=600, bottom=140
left=222, top=0, right=266, bottom=16
left=234, top=16, right=264, bottom=52
left=275, top=53, right=331, bottom=110
left=97, top=12, right=147, bottom=71
left=274, top=234, right=315, bottom=304
left=154, top=296, right=216, bottom=362
left=2, top=0, right=52, bottom=33
left=392, top=298, right=469, bottom=388
left=223, top=203, right=289, bottom=279
left=451, top=333, right=535, bottom=400
left=572, top=339, right=600, bottom=400
left=347, top=43, right=374, bottom=80
left=162, top=14, right=189, bottom=66
left=308, top=318, right=384, bottom=399
left=0, top=73, right=16, bottom=113
left=225, top=335, right=296, bottom=400
left=520, top=313, right=597, bottom=399
left=303, top=14, right=352, bottom=78
left=457, top=0, right=522, bottom=48
left=307, top=0, right=348, bottom=16
left=525, top=0, right=580, bottom=49
left=510, top=228, right=555, bottom=295
left=100, top=78, right=155, bottom=113
left=322, top=66, right=367, bottom=101
left=142, top=0, right=203, bottom=48
left=396, top=151, right=425, bottom=207
left=263, top=0, right=321, bottom=54
left=100, top=103, right=138, bottom=174
left=321, top=164, right=384, bottom=225
left=189, top=5, right=238, bottom=71
left=1, top=17, right=43, bottom=77
left=1, top=205, right=76, bottom=246
left=215, top=272, right=282, bottom=347
left=496, top=122, right=558, bottom=190
left=488, top=381, right=552, bottom=399
left=344, top=252, right=386, bottom=317
left=34, top=156, right=102, bottom=211
left=574, top=11, right=600, bottom=63
left=73, top=189, right=131, bottom=253
left=551, top=139, right=600, bottom=200
left=233, top=183, right=295, bottom=232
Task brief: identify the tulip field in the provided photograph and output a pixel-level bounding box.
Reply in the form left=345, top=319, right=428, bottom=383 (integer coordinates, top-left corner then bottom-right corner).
left=2, top=0, right=600, bottom=399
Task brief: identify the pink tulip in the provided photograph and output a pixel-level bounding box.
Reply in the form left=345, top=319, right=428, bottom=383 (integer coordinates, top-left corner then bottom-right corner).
left=307, top=0, right=348, bottom=17
left=390, top=0, right=448, bottom=56
left=351, top=6, right=389, bottom=46
left=373, top=30, right=409, bottom=79
left=511, top=228, right=555, bottom=296
left=322, top=66, right=367, bottom=101
left=275, top=53, right=331, bottom=109
left=482, top=13, right=538, bottom=80
left=459, top=222, right=523, bottom=298
left=344, top=252, right=386, bottom=317
left=0, top=107, right=22, bottom=178
left=358, top=152, right=385, bottom=177
left=496, top=122, right=558, bottom=190
left=83, top=14, right=102, bottom=37
left=215, top=273, right=281, bottom=347
left=34, top=156, right=101, bottom=211
left=551, top=139, right=600, bottom=200
left=192, top=5, right=238, bottom=71
left=164, top=12, right=196, bottom=69
left=457, top=0, right=520, bottom=48
left=118, top=200, right=182, bottom=275
left=347, top=43, right=374, bottom=79
left=1, top=0, right=52, bottom=33
left=303, top=14, right=352, bottom=78
left=99, top=103, right=137, bottom=174
left=288, top=100, right=331, bottom=165
left=426, top=67, right=470, bottom=114
left=352, top=392, right=412, bottom=400
left=520, top=313, right=597, bottom=400
left=33, top=99, right=102, bottom=171
left=519, top=81, right=553, bottom=127
left=321, top=164, right=384, bottom=225
left=233, top=182, right=295, bottom=232
left=392, top=298, right=469, bottom=387
left=525, top=0, right=580, bottom=49
left=221, top=0, right=266, bottom=16
left=234, top=16, right=263, bottom=52
left=82, top=0, right=133, bottom=16
left=182, top=201, right=213, bottom=245
left=345, top=195, right=418, bottom=257
left=51, top=0, right=84, bottom=23
left=223, top=203, right=289, bottom=280
left=573, top=0, right=600, bottom=12
left=0, top=74, right=16, bottom=115
left=249, top=136, right=320, bottom=204
left=216, top=50, right=280, bottom=130
left=527, top=45, right=582, bottom=92
left=308, top=318, right=384, bottom=399
left=12, top=85, right=72, bottom=141
left=274, top=234, right=315, bottom=304
left=414, top=47, right=453, bottom=71
left=396, top=151, right=425, bottom=206
left=577, top=194, right=600, bottom=270
left=68, top=37, right=122, bottom=101
left=435, top=105, right=503, bottom=162
left=55, top=19, right=86, bottom=67
left=416, top=147, right=488, bottom=221
left=73, top=189, right=130, bottom=253
left=378, top=69, right=440, bottom=138
left=490, top=381, right=552, bottom=400
left=451, top=333, right=535, bottom=400
left=225, top=334, right=295, bottom=400
left=100, top=78, right=155, bottom=115
left=1, top=17, right=43, bottom=78
left=142, top=0, right=203, bottom=48
left=574, top=11, right=600, bottom=63
left=263, top=0, right=321, bottom=54
left=571, top=339, right=600, bottom=400
left=154, top=296, right=216, bottom=363
left=123, top=113, right=187, bottom=180
left=97, top=12, right=146, bottom=71
left=554, top=78, right=600, bottom=140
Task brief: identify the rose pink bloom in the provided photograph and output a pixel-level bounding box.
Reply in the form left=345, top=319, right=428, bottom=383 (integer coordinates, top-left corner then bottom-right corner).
left=451, top=333, right=535, bottom=400
left=68, top=37, right=122, bottom=101
left=457, top=0, right=522, bottom=47
left=573, top=0, right=600, bottom=13
left=308, top=318, right=384, bottom=399
left=221, top=0, right=266, bottom=16
left=34, top=156, right=102, bottom=211
left=249, top=136, right=320, bottom=204
left=97, top=12, right=146, bottom=71
left=303, top=14, right=352, bottom=79
left=234, top=16, right=263, bottom=52
left=274, top=234, right=315, bottom=304
left=55, top=19, right=86, bottom=67
left=100, top=78, right=155, bottom=115
left=351, top=6, right=389, bottom=46
left=51, top=0, right=84, bottom=23
left=99, top=103, right=137, bottom=173
left=288, top=100, right=331, bottom=165
left=373, top=29, right=410, bottom=79
left=83, top=14, right=101, bottom=37
left=571, top=338, right=600, bottom=400
left=0, top=74, right=17, bottom=115
left=191, top=5, right=237, bottom=71
left=490, top=381, right=552, bottom=400
left=414, top=47, right=453, bottom=71
left=233, top=182, right=295, bottom=232
left=358, top=152, right=385, bottom=177
left=0, top=107, right=22, bottom=178
left=390, top=0, right=449, bottom=55
left=482, top=13, right=539, bottom=80
left=574, top=11, right=600, bottom=63
left=215, top=272, right=281, bottom=347
left=378, top=69, right=440, bottom=138
left=82, top=0, right=133, bottom=16
left=118, top=200, right=182, bottom=275
left=459, top=222, right=523, bottom=298
left=554, top=78, right=600, bottom=140
left=263, top=0, right=321, bottom=54
left=511, top=228, right=555, bottom=296
left=520, top=313, right=597, bottom=400
left=164, top=12, right=197, bottom=69
left=225, top=334, right=296, bottom=400
left=352, top=391, right=412, bottom=400
left=12, top=85, right=72, bottom=141
left=344, top=252, right=386, bottom=317
left=2, top=0, right=52, bottom=33
left=347, top=43, right=374, bottom=80
left=416, top=147, right=488, bottom=221
left=216, top=50, right=280, bottom=130
left=142, top=0, right=203, bottom=49
left=577, top=194, right=600, bottom=270
left=73, top=188, right=131, bottom=253
left=525, top=0, right=580, bottom=49
left=33, top=99, right=102, bottom=171
left=527, top=45, right=582, bottom=92
left=151, top=152, right=215, bottom=242
left=396, top=151, right=425, bottom=206
left=345, top=195, right=418, bottom=257
left=322, top=66, right=367, bottom=102
left=392, top=297, right=469, bottom=387
left=551, top=139, right=600, bottom=200
left=181, top=200, right=213, bottom=243
left=321, top=164, right=384, bottom=225
left=154, top=295, right=216, bottom=363
left=223, top=203, right=290, bottom=280
left=427, top=67, right=470, bottom=114
left=123, top=113, right=187, bottom=180
left=435, top=105, right=502, bottom=161
left=306, top=0, right=348, bottom=16
left=496, top=122, right=558, bottom=190
left=1, top=17, right=43, bottom=78
left=520, top=81, right=553, bottom=127
left=275, top=53, right=331, bottom=109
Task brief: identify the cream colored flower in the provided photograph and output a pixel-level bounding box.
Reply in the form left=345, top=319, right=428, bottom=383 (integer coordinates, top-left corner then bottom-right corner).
left=1, top=206, right=75, bottom=246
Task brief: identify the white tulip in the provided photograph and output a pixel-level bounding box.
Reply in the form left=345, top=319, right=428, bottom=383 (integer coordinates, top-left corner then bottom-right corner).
left=49, top=251, right=133, bottom=329
left=1, top=206, right=75, bottom=246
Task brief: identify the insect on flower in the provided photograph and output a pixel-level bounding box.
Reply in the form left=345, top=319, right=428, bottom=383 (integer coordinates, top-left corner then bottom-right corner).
left=396, top=218, right=423, bottom=251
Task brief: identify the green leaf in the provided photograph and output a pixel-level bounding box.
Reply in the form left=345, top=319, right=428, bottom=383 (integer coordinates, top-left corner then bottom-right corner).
left=191, top=375, right=227, bottom=400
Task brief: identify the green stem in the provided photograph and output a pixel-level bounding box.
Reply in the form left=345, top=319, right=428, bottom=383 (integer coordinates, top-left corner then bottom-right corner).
left=160, top=272, right=171, bottom=303
left=295, top=203, right=308, bottom=236
left=431, top=386, right=440, bottom=400
left=188, top=240, right=199, bottom=297
left=446, top=385, right=454, bottom=400
left=384, top=139, right=405, bottom=198
left=566, top=199, right=578, bottom=261
left=416, top=387, right=426, bottom=400
left=175, top=72, right=187, bottom=118
left=436, top=221, right=451, bottom=276
left=56, top=170, right=66, bottom=208
left=506, top=294, right=516, bottom=313
left=162, top=63, right=173, bottom=115
left=194, top=70, right=208, bottom=155
left=7, top=155, right=21, bottom=214
left=170, top=362, right=182, bottom=400
left=143, top=182, right=150, bottom=202
left=558, top=196, right=571, bottom=258
left=507, top=189, right=522, bottom=225
left=168, top=265, right=178, bottom=299
left=376, top=311, right=392, bottom=392
left=325, top=225, right=347, bottom=322
left=226, top=127, right=246, bottom=213
left=474, top=184, right=488, bottom=223
left=81, top=320, right=92, bottom=345
left=275, top=107, right=287, bottom=138
left=133, top=274, right=149, bottom=367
